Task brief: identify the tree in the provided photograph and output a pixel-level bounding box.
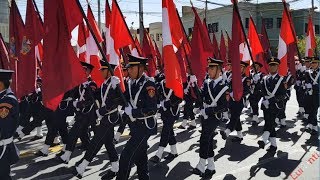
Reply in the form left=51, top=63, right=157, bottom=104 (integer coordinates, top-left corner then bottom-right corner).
left=297, top=35, right=320, bottom=57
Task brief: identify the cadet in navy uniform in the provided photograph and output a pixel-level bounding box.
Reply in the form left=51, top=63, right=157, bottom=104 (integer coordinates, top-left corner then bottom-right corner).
left=276, top=70, right=295, bottom=128
left=258, top=57, right=287, bottom=152
left=117, top=54, right=157, bottom=180
left=179, top=67, right=198, bottom=130
left=221, top=61, right=251, bottom=142
left=191, top=58, right=228, bottom=178
left=73, top=60, right=125, bottom=179
left=304, top=57, right=320, bottom=135
left=35, top=89, right=75, bottom=157
left=57, top=62, right=97, bottom=163
left=0, top=70, right=19, bottom=180
left=294, top=59, right=306, bottom=117
left=149, top=74, right=183, bottom=163
left=249, top=62, right=264, bottom=125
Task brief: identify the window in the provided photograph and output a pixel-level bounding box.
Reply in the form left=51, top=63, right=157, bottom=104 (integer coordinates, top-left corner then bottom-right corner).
left=277, top=18, right=282, bottom=28
left=316, top=25, right=319, bottom=34
left=188, top=27, right=193, bottom=36
left=245, top=18, right=249, bottom=28
left=211, top=22, right=219, bottom=33
left=156, top=33, right=162, bottom=41
left=263, top=18, right=273, bottom=29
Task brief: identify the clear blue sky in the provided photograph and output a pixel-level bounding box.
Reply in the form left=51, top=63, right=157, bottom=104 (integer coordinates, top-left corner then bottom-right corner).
left=15, top=0, right=319, bottom=28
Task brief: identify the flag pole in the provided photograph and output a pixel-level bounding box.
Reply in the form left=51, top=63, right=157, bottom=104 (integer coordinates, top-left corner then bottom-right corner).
left=76, top=0, right=128, bottom=105
left=233, top=1, right=258, bottom=74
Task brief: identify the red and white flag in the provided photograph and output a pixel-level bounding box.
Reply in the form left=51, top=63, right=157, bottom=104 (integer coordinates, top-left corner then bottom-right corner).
left=278, top=0, right=295, bottom=76
left=305, top=15, right=316, bottom=57
left=162, top=0, right=184, bottom=98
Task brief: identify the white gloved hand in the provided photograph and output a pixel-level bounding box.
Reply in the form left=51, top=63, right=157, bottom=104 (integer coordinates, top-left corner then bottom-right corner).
left=96, top=109, right=103, bottom=120
left=35, top=88, right=41, bottom=93
left=222, top=72, right=227, bottom=81
left=125, top=105, right=135, bottom=122
left=160, top=100, right=167, bottom=111
left=262, top=100, right=269, bottom=109
left=296, top=63, right=302, bottom=71
left=190, top=75, right=197, bottom=84
left=111, top=76, right=120, bottom=89
left=200, top=109, right=208, bottom=119
left=72, top=100, right=78, bottom=108
left=308, top=89, right=313, bottom=95
left=305, top=83, right=312, bottom=89
left=184, top=88, right=189, bottom=94
left=229, top=92, right=234, bottom=98
left=193, top=108, right=200, bottom=114
left=253, top=74, right=260, bottom=83
left=300, top=66, right=306, bottom=72
left=296, top=80, right=301, bottom=86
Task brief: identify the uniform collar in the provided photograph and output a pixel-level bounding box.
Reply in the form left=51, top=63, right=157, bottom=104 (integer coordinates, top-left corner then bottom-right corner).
left=0, top=89, right=7, bottom=98
left=134, top=73, right=146, bottom=85
left=213, top=76, right=222, bottom=85
left=270, top=73, right=278, bottom=79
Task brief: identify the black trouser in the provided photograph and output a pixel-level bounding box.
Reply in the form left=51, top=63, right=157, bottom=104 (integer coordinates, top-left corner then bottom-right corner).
left=18, top=100, right=31, bottom=127
left=116, top=116, right=128, bottom=134
left=277, top=101, right=287, bottom=120
left=263, top=107, right=279, bottom=137
left=117, top=124, right=150, bottom=180
left=159, top=112, right=177, bottom=147
left=65, top=111, right=94, bottom=152
left=84, top=117, right=118, bottom=162
left=183, top=100, right=195, bottom=120
left=308, top=94, right=319, bottom=127
left=295, top=88, right=304, bottom=108
left=249, top=93, right=261, bottom=116
left=226, top=100, right=244, bottom=131
left=21, top=102, right=47, bottom=135
left=44, top=106, right=72, bottom=145
left=199, top=115, right=218, bottom=159
left=0, top=154, right=11, bottom=180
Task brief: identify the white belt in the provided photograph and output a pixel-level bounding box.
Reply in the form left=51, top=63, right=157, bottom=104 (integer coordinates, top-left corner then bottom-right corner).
left=106, top=108, right=118, bottom=115
left=137, top=115, right=156, bottom=130
left=0, top=137, right=13, bottom=159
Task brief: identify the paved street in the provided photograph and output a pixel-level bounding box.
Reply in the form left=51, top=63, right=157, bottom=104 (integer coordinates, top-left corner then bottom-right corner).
left=11, top=90, right=320, bottom=180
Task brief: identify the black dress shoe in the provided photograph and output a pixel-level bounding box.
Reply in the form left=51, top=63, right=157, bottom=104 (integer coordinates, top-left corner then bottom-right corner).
left=311, top=130, right=318, bottom=136
left=164, top=153, right=178, bottom=160
left=280, top=125, right=286, bottom=128
left=220, top=131, right=227, bottom=140
left=50, top=143, right=60, bottom=147
left=30, top=135, right=43, bottom=141
left=204, top=169, right=216, bottom=178
left=35, top=150, right=48, bottom=157
left=266, top=145, right=277, bottom=152
left=178, top=125, right=186, bottom=129
left=231, top=137, right=243, bottom=142
left=187, top=126, right=196, bottom=130
left=72, top=167, right=83, bottom=179
left=252, top=121, right=258, bottom=126
left=75, top=159, right=83, bottom=167
left=113, top=139, right=118, bottom=144
left=190, top=168, right=204, bottom=177
left=149, top=155, right=161, bottom=163
left=55, top=155, right=68, bottom=164
left=101, top=170, right=117, bottom=180
left=56, top=151, right=65, bottom=157
left=257, top=140, right=265, bottom=149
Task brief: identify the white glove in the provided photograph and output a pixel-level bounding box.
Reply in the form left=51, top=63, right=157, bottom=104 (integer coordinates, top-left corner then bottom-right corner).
left=253, top=74, right=260, bottom=83
left=229, top=92, right=234, bottom=98
left=193, top=108, right=200, bottom=114
left=72, top=100, right=78, bottom=108
left=155, top=70, right=160, bottom=76
left=308, top=89, right=313, bottom=95
left=300, top=66, right=306, bottom=72
left=35, top=88, right=41, bottom=93
left=296, top=80, right=301, bottom=86
left=125, top=105, right=135, bottom=122
left=262, top=100, right=269, bottom=109
left=305, top=83, right=312, bottom=89
left=96, top=109, right=103, bottom=120
left=184, top=88, right=189, bottom=94
left=223, top=111, right=230, bottom=123
left=155, top=112, right=161, bottom=119
left=160, top=100, right=167, bottom=111
left=222, top=72, right=227, bottom=81
left=69, top=118, right=75, bottom=126
left=296, top=63, right=302, bottom=71
left=190, top=75, right=197, bottom=84
left=111, top=76, right=120, bottom=89
left=200, top=109, right=208, bottom=119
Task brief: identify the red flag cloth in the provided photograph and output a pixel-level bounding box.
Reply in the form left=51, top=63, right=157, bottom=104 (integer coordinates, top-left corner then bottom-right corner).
left=278, top=2, right=295, bottom=76
left=231, top=3, right=244, bottom=101
left=190, top=6, right=214, bottom=87
left=0, top=33, right=10, bottom=69
left=111, top=0, right=134, bottom=50
left=42, top=0, right=86, bottom=110
left=86, top=6, right=104, bottom=87
left=176, top=45, right=188, bottom=83
left=134, top=37, right=143, bottom=56
left=17, top=0, right=44, bottom=98
left=305, top=15, right=316, bottom=57
left=288, top=43, right=297, bottom=77
left=162, top=0, right=184, bottom=98
left=260, top=18, right=271, bottom=56
left=153, top=39, right=163, bottom=67
left=142, top=29, right=157, bottom=77
left=9, top=0, right=24, bottom=94
left=77, top=21, right=87, bottom=62
left=220, top=31, right=227, bottom=65
left=248, top=16, right=263, bottom=61
left=226, top=31, right=232, bottom=63
left=211, top=32, right=220, bottom=59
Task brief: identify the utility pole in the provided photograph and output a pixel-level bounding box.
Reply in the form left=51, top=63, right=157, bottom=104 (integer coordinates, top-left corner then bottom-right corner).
left=205, top=0, right=208, bottom=19
left=98, top=0, right=101, bottom=31
left=139, top=0, right=144, bottom=46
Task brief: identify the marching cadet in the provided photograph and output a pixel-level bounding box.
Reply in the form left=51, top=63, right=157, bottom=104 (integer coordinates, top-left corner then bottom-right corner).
left=304, top=57, right=319, bottom=135
left=0, top=70, right=19, bottom=180
left=221, top=61, right=251, bottom=142
left=179, top=68, right=198, bottom=130
left=16, top=77, right=46, bottom=140
left=221, top=61, right=232, bottom=121
left=276, top=70, right=295, bottom=128
left=57, top=62, right=97, bottom=163
left=301, top=58, right=312, bottom=121
left=116, top=54, right=157, bottom=180
left=191, top=58, right=228, bottom=178
left=258, top=57, right=287, bottom=152
left=15, top=95, right=30, bottom=135
left=149, top=73, right=183, bottom=163
left=73, top=60, right=125, bottom=179
left=294, top=59, right=306, bottom=117
left=35, top=89, right=75, bottom=156
left=249, top=62, right=264, bottom=125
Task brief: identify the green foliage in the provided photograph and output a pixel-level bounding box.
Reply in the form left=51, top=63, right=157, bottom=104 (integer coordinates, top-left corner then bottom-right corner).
left=297, top=35, right=320, bottom=57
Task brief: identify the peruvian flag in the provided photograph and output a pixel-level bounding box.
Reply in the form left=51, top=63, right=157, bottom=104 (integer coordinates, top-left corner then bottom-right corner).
left=162, top=0, right=184, bottom=98
left=77, top=21, right=88, bottom=62
left=142, top=29, right=157, bottom=77
left=220, top=31, right=227, bottom=65
left=278, top=0, right=295, bottom=76
left=85, top=5, right=104, bottom=87
left=305, top=15, right=316, bottom=57
left=134, top=37, right=143, bottom=56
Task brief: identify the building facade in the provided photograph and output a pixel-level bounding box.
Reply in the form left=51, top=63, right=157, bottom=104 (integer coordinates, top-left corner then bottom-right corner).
left=0, top=0, right=10, bottom=42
